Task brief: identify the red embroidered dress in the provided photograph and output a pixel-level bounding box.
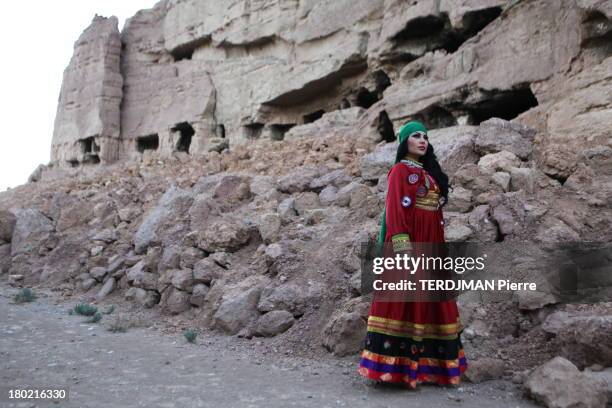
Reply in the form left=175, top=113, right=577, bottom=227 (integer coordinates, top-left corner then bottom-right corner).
left=358, top=157, right=467, bottom=388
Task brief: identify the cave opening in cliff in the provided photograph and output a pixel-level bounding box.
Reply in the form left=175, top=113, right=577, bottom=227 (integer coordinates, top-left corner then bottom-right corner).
left=173, top=49, right=193, bottom=61
left=270, top=124, right=295, bottom=141
left=172, top=122, right=194, bottom=153
left=303, top=110, right=325, bottom=124
left=443, top=7, right=503, bottom=52
left=356, top=87, right=379, bottom=109
left=79, top=137, right=100, bottom=164
left=170, top=37, right=210, bottom=62
left=244, top=123, right=264, bottom=139
left=395, top=15, right=446, bottom=40
left=392, top=8, right=502, bottom=58
left=80, top=137, right=99, bottom=154
left=377, top=111, right=395, bottom=142
left=374, top=70, right=391, bottom=94
left=216, top=124, right=226, bottom=139
left=413, top=106, right=458, bottom=130
left=467, top=86, right=539, bottom=124
left=137, top=134, right=159, bottom=153
left=582, top=10, right=612, bottom=54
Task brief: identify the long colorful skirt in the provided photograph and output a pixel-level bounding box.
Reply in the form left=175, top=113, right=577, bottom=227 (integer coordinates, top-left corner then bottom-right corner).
left=358, top=300, right=467, bottom=388
left=358, top=208, right=468, bottom=388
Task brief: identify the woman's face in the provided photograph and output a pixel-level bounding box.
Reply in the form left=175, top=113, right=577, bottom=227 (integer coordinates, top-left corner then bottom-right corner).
left=407, top=132, right=429, bottom=157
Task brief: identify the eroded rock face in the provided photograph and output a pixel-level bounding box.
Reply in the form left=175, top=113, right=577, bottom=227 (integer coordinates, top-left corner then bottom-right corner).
left=51, top=16, right=122, bottom=166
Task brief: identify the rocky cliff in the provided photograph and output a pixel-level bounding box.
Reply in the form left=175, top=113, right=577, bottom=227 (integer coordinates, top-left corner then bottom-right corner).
left=2, top=0, right=612, bottom=392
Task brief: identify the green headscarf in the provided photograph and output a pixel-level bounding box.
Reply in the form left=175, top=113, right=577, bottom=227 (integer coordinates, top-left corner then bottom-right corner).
left=375, top=121, right=428, bottom=256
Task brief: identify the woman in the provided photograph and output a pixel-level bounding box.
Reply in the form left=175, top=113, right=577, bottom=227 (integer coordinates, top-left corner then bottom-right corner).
left=358, top=121, right=468, bottom=389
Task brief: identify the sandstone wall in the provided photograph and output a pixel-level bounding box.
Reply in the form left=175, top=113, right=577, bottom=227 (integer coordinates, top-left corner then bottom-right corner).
left=49, top=0, right=611, bottom=189
left=51, top=16, right=122, bottom=166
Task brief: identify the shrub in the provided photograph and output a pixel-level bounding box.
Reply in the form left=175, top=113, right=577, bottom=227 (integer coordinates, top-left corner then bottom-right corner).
left=14, top=288, right=37, bottom=303
left=87, top=312, right=102, bottom=324
left=183, top=328, right=197, bottom=343
left=73, top=303, right=98, bottom=316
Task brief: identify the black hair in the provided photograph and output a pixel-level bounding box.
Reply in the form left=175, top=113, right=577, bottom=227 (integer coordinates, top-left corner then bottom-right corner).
left=395, top=138, right=450, bottom=205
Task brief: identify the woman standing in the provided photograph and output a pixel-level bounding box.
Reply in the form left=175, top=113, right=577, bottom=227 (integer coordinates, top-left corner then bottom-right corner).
left=358, top=121, right=467, bottom=389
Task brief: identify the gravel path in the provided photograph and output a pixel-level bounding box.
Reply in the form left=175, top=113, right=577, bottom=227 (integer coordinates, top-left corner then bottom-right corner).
left=0, top=286, right=537, bottom=408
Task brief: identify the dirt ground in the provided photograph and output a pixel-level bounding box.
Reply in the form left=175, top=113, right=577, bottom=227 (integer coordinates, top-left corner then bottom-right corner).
left=0, top=285, right=538, bottom=408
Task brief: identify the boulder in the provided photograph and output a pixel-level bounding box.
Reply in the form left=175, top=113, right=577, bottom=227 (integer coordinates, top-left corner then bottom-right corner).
left=91, top=229, right=118, bottom=244
left=335, top=182, right=370, bottom=207
left=525, top=357, right=607, bottom=408
left=197, top=217, right=250, bottom=252
left=213, top=284, right=263, bottom=335
left=96, top=277, right=116, bottom=300
left=467, top=205, right=499, bottom=242
left=478, top=151, right=521, bottom=175
left=213, top=174, right=251, bottom=204
left=257, top=283, right=312, bottom=316
left=444, top=224, right=473, bottom=242
left=277, top=198, right=297, bottom=221
left=179, top=247, right=205, bottom=269
left=126, top=261, right=158, bottom=290
left=257, top=213, right=281, bottom=244
left=253, top=310, right=295, bottom=337
left=158, top=245, right=181, bottom=273
left=190, top=283, right=210, bottom=307
left=542, top=312, right=612, bottom=368
left=319, top=185, right=338, bottom=206
left=193, top=257, right=225, bottom=285
left=160, top=287, right=191, bottom=315
left=249, top=175, right=277, bottom=196
left=446, top=186, right=473, bottom=213
left=475, top=118, right=536, bottom=159
left=133, top=186, right=194, bottom=254
left=90, top=267, right=108, bottom=282
left=514, top=290, right=557, bottom=311
left=125, top=287, right=160, bottom=308
left=310, top=169, right=352, bottom=190
left=277, top=165, right=321, bottom=193
left=321, top=311, right=367, bottom=356
left=293, top=192, right=321, bottom=215
left=583, top=368, right=612, bottom=403
left=10, top=209, right=54, bottom=256
left=81, top=277, right=96, bottom=291
left=428, top=126, right=479, bottom=174
left=188, top=193, right=217, bottom=232
left=510, top=167, right=535, bottom=192
left=491, top=171, right=511, bottom=192
left=171, top=269, right=194, bottom=291
left=359, top=143, right=395, bottom=181
left=464, top=358, right=505, bottom=383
